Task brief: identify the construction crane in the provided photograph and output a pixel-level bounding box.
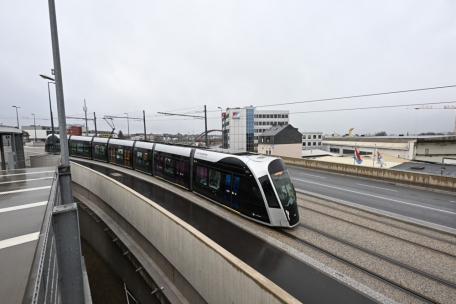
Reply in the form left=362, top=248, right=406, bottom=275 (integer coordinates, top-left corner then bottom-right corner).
left=407, top=105, right=456, bottom=135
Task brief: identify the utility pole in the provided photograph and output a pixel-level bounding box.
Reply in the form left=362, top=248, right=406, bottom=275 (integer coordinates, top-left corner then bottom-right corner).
left=47, top=0, right=84, bottom=302
left=218, top=107, right=223, bottom=148
left=143, top=110, right=146, bottom=140
left=124, top=113, right=130, bottom=138
left=32, top=113, right=37, bottom=142
left=204, top=105, right=208, bottom=147
left=83, top=99, right=88, bottom=136
left=93, top=112, right=97, bottom=137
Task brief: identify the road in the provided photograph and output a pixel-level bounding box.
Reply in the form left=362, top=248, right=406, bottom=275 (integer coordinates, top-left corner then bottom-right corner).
left=287, top=166, right=456, bottom=230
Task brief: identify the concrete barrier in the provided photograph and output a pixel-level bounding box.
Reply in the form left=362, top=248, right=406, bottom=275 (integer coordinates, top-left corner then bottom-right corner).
left=280, top=156, right=456, bottom=191
left=71, top=162, right=298, bottom=304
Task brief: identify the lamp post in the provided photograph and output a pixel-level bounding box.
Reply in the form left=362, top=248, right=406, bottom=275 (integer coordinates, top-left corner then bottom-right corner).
left=12, top=106, right=20, bottom=128
left=218, top=107, right=223, bottom=148
left=31, top=113, right=37, bottom=142
left=124, top=113, right=130, bottom=138
left=39, top=74, right=56, bottom=152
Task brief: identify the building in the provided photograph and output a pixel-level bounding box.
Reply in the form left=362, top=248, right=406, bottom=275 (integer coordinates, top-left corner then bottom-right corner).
left=322, top=135, right=456, bottom=163
left=22, top=125, right=55, bottom=142
left=67, top=126, right=82, bottom=135
left=258, top=124, right=302, bottom=158
left=301, top=132, right=323, bottom=150
left=222, top=106, right=289, bottom=152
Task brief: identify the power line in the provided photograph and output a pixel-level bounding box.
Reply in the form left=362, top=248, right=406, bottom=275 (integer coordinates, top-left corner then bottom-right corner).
left=252, top=84, right=456, bottom=108
left=289, top=100, right=456, bottom=115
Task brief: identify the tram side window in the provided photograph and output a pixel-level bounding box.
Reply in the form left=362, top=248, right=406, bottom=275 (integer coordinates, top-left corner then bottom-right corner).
left=136, top=151, right=143, bottom=165
left=94, top=145, right=100, bottom=155
left=117, top=148, right=124, bottom=159
left=165, top=158, right=175, bottom=174
left=77, top=143, right=83, bottom=153
left=144, top=152, right=149, bottom=166
left=196, top=166, right=207, bottom=185
left=208, top=169, right=221, bottom=190
left=71, top=142, right=77, bottom=154
left=259, top=175, right=280, bottom=208
left=155, top=155, right=164, bottom=172
left=100, top=145, right=105, bottom=155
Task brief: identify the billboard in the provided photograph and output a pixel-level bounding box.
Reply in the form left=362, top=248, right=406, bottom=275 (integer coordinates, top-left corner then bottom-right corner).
left=232, top=112, right=241, bottom=119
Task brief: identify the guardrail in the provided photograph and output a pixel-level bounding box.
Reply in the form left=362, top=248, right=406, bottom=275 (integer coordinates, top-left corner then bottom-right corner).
left=280, top=156, right=456, bottom=191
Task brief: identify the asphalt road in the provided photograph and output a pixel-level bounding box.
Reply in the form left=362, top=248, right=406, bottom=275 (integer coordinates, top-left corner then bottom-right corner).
left=287, top=166, right=456, bottom=230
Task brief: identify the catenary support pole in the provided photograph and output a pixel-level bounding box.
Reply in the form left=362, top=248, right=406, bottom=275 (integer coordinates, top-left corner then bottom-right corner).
left=83, top=99, right=88, bottom=136
left=143, top=110, right=146, bottom=140
left=93, top=112, right=97, bottom=137
left=0, top=136, right=5, bottom=170
left=47, top=0, right=84, bottom=302
left=204, top=105, right=208, bottom=147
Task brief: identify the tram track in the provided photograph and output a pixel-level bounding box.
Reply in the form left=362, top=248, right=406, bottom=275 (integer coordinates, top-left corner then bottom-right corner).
left=281, top=194, right=456, bottom=303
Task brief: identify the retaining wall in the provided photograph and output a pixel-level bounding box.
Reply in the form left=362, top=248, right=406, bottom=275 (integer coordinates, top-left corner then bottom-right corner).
left=71, top=162, right=298, bottom=304
left=280, top=156, right=456, bottom=191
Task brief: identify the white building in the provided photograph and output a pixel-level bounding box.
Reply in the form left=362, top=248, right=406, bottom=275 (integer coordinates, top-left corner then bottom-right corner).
left=22, top=125, right=55, bottom=141
left=222, top=106, right=289, bottom=152
left=322, top=135, right=456, bottom=163
left=301, top=132, right=323, bottom=150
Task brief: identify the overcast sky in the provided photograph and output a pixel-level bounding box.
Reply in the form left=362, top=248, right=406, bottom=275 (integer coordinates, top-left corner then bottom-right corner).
left=1, top=1, right=455, bottom=136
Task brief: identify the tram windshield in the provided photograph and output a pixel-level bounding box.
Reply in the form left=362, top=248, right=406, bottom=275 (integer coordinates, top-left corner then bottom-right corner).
left=270, top=170, right=296, bottom=208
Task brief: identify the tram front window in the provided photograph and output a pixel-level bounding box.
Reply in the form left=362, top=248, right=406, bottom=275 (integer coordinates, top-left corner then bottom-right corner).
left=270, top=170, right=296, bottom=208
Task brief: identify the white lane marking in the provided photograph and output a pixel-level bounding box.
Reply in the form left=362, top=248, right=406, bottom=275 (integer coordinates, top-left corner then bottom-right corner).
left=0, top=186, right=51, bottom=195
left=0, top=232, right=40, bottom=250
left=0, top=177, right=53, bottom=185
left=0, top=201, right=48, bottom=213
left=451, top=201, right=456, bottom=203
left=292, top=178, right=456, bottom=215
left=299, top=173, right=326, bottom=179
left=0, top=171, right=54, bottom=178
left=357, top=183, right=397, bottom=192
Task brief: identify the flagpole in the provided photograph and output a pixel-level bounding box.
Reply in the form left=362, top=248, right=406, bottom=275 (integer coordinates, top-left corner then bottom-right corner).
left=373, top=144, right=376, bottom=167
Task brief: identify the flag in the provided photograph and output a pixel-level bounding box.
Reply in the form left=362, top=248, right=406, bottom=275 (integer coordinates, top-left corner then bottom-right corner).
left=354, top=147, right=363, bottom=164
left=376, top=150, right=386, bottom=166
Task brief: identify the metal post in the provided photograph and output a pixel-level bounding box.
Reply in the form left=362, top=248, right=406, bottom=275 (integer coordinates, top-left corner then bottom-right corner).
left=47, top=82, right=56, bottom=152
left=204, top=105, right=208, bottom=147
left=83, top=99, right=88, bottom=136
left=124, top=113, right=130, bottom=138
left=13, top=106, right=20, bottom=128
left=32, top=113, right=37, bottom=142
left=143, top=110, right=146, bottom=140
left=0, top=136, right=5, bottom=170
left=93, top=112, right=97, bottom=137
left=11, top=133, right=17, bottom=169
left=47, top=0, right=84, bottom=301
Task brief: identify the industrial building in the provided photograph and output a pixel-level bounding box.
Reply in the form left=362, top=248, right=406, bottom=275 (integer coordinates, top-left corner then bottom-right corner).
left=222, top=106, right=289, bottom=151
left=322, top=135, right=456, bottom=163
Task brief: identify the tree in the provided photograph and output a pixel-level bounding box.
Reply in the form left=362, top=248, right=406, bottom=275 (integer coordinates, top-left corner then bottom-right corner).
left=118, top=130, right=124, bottom=139
left=375, top=131, right=387, bottom=136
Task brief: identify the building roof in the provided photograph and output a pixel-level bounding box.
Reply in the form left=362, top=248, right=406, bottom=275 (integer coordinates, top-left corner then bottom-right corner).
left=259, top=124, right=291, bottom=136
left=0, top=125, right=23, bottom=134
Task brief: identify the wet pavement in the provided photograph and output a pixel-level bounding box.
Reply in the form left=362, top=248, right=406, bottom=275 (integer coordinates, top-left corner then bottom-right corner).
left=0, top=167, right=54, bottom=303
left=73, top=160, right=376, bottom=303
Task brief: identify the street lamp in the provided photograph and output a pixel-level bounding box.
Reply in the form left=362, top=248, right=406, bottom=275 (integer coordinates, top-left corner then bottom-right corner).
left=12, top=106, right=20, bottom=128
left=31, top=113, right=37, bottom=142
left=218, top=107, right=223, bottom=148
left=124, top=113, right=130, bottom=138
left=39, top=74, right=56, bottom=152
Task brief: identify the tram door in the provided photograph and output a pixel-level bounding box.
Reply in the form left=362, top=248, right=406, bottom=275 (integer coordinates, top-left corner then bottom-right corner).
left=232, top=176, right=241, bottom=210
left=223, top=174, right=231, bottom=207
left=109, top=147, right=116, bottom=163
left=223, top=174, right=241, bottom=211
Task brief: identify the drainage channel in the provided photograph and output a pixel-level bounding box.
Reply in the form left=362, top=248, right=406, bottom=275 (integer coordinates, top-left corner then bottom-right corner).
left=72, top=160, right=377, bottom=304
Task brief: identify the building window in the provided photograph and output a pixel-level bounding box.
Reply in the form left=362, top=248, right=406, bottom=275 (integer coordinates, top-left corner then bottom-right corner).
left=303, top=142, right=306, bottom=146
left=318, top=142, right=321, bottom=146
left=313, top=135, right=316, bottom=139
left=266, top=137, right=270, bottom=143
left=285, top=114, right=288, bottom=118
left=313, top=142, right=316, bottom=146
left=318, top=135, right=322, bottom=139
left=274, top=114, right=277, bottom=118
left=307, top=135, right=311, bottom=139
